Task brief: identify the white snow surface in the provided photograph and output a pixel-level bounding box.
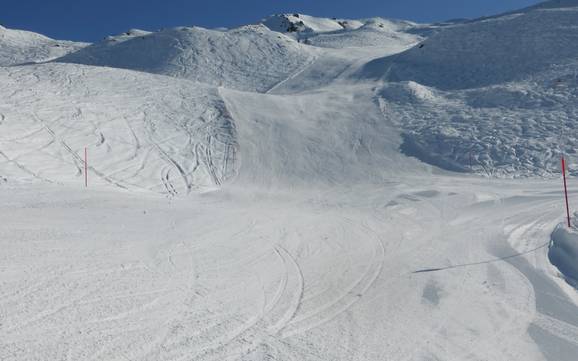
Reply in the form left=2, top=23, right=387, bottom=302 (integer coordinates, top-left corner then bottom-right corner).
left=262, top=14, right=424, bottom=50
left=55, top=25, right=317, bottom=92
left=0, top=63, right=237, bottom=194
left=373, top=7, right=578, bottom=90
left=366, top=5, right=578, bottom=177
left=549, top=220, right=578, bottom=287
left=0, top=25, right=87, bottom=66
left=2, top=3, right=578, bottom=361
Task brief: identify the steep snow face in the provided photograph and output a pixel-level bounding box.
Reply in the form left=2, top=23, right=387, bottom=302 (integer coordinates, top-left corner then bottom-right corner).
left=56, top=25, right=316, bottom=92
left=371, top=7, right=578, bottom=90
left=0, top=63, right=237, bottom=193
left=0, top=26, right=87, bottom=66
left=220, top=84, right=424, bottom=190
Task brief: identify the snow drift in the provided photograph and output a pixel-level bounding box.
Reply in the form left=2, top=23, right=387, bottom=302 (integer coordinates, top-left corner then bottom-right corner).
left=549, top=221, right=578, bottom=287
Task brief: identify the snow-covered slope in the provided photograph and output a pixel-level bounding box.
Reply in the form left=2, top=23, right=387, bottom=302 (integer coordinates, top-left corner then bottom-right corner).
left=0, top=63, right=237, bottom=194
left=377, top=71, right=578, bottom=177
left=368, top=5, right=578, bottom=177
left=221, top=84, right=422, bottom=190
left=370, top=7, right=578, bottom=90
left=0, top=21, right=439, bottom=359
left=55, top=25, right=316, bottom=92
left=306, top=19, right=422, bottom=49
left=0, top=25, right=87, bottom=66
left=263, top=14, right=424, bottom=49
left=3, top=5, right=578, bottom=361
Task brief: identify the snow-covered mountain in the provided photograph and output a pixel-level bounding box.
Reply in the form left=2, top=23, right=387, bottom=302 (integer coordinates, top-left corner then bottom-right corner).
left=1, top=3, right=577, bottom=188
left=0, top=25, right=87, bottom=66
left=376, top=7, right=578, bottom=89
left=262, top=14, right=426, bottom=49
left=2, top=4, right=578, bottom=360
left=55, top=25, right=316, bottom=92
left=262, top=13, right=359, bottom=34
left=363, top=4, right=578, bottom=177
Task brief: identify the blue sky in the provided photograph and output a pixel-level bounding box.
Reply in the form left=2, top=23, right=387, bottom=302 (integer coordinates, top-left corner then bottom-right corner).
left=3, top=0, right=542, bottom=42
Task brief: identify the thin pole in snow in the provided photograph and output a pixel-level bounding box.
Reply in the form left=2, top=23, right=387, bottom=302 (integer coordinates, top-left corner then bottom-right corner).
left=562, top=156, right=571, bottom=228
left=84, top=147, right=88, bottom=188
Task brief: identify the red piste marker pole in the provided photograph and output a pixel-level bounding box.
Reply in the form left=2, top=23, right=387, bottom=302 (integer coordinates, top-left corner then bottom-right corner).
left=562, top=156, right=571, bottom=228
left=84, top=147, right=88, bottom=188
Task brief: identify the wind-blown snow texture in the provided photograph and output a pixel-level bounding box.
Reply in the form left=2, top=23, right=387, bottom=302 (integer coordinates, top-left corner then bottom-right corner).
left=2, top=2, right=578, bottom=361
left=370, top=6, right=578, bottom=177
left=0, top=25, right=87, bottom=66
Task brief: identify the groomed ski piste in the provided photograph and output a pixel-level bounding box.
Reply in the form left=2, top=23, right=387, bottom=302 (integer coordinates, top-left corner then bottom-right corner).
left=1, top=1, right=578, bottom=360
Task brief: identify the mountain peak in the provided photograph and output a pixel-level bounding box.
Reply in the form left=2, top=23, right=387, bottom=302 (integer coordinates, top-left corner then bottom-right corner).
left=261, top=14, right=359, bottom=34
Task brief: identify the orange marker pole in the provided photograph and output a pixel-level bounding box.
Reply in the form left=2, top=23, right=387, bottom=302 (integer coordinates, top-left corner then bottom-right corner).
left=84, top=147, right=88, bottom=188
left=562, top=157, right=571, bottom=228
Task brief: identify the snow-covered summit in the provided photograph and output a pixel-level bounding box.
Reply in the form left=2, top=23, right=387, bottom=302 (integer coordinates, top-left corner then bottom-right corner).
left=0, top=25, right=87, bottom=66
left=3, top=2, right=578, bottom=187
left=261, top=14, right=361, bottom=34
left=55, top=25, right=315, bottom=92
left=261, top=14, right=426, bottom=49
left=101, top=28, right=152, bottom=43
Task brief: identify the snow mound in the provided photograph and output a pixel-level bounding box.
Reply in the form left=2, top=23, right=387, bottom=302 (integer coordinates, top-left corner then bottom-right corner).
left=55, top=25, right=315, bottom=92
left=549, top=221, right=578, bottom=288
left=0, top=25, right=87, bottom=66
left=372, top=7, right=578, bottom=90
left=100, top=28, right=153, bottom=44
left=0, top=63, right=237, bottom=194
left=379, top=81, right=440, bottom=103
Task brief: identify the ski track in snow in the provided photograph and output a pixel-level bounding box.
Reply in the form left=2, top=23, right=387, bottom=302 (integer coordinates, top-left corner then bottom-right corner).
left=0, top=63, right=239, bottom=194
left=2, top=4, right=578, bottom=361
